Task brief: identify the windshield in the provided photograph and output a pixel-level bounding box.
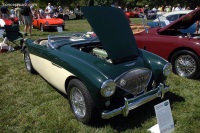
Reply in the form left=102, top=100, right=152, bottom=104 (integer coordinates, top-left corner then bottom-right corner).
left=48, top=32, right=98, bottom=48
left=146, top=15, right=170, bottom=28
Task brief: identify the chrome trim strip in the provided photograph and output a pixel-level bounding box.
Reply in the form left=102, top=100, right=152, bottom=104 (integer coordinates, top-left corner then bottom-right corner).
left=51, top=62, right=62, bottom=68
left=101, top=83, right=169, bottom=119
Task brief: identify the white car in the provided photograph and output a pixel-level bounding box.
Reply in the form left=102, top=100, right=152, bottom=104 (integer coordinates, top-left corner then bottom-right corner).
left=154, top=10, right=193, bottom=22
left=63, top=11, right=76, bottom=20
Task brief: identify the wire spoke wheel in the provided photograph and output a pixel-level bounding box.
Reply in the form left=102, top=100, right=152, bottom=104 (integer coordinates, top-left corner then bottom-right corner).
left=175, top=55, right=196, bottom=77
left=70, top=86, right=86, bottom=118
left=25, top=52, right=31, bottom=71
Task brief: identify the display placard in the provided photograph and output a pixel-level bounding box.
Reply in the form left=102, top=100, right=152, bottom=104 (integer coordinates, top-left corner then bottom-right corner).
left=153, top=100, right=174, bottom=133
left=57, top=27, right=63, bottom=32
left=148, top=100, right=174, bottom=133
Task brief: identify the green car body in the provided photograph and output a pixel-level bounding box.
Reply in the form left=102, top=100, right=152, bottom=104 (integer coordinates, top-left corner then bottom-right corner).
left=23, top=6, right=172, bottom=124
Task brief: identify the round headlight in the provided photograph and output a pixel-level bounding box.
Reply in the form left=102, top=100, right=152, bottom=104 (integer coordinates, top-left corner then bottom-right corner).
left=101, top=79, right=116, bottom=97
left=163, top=63, right=172, bottom=76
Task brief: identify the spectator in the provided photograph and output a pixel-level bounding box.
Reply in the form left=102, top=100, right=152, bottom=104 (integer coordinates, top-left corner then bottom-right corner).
left=152, top=7, right=157, bottom=11
left=0, top=3, right=9, bottom=19
left=22, top=0, right=33, bottom=36
left=196, top=20, right=200, bottom=34
left=58, top=6, right=63, bottom=14
left=186, top=7, right=190, bottom=10
left=10, top=7, right=15, bottom=15
left=15, top=5, right=23, bottom=25
left=171, top=6, right=174, bottom=11
left=174, top=4, right=181, bottom=11
left=45, top=3, right=53, bottom=17
left=143, top=5, right=149, bottom=19
left=39, top=8, right=44, bottom=18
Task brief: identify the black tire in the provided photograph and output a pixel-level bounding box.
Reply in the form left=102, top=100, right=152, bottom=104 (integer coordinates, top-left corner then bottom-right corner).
left=171, top=50, right=200, bottom=79
left=24, top=48, right=36, bottom=74
left=63, top=15, right=69, bottom=21
left=67, top=79, right=96, bottom=124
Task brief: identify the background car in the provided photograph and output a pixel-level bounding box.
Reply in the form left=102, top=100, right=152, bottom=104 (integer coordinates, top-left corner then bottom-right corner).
left=0, top=16, right=18, bottom=28
left=132, top=8, right=200, bottom=79
left=125, top=7, right=143, bottom=18
left=146, top=10, right=157, bottom=19
left=60, top=11, right=76, bottom=20
left=153, top=10, right=192, bottom=22
left=151, top=10, right=195, bottom=33
left=23, top=6, right=171, bottom=124
left=32, top=16, right=65, bottom=31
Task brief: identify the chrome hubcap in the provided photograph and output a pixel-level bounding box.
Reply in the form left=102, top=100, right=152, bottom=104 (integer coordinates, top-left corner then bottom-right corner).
left=70, top=87, right=86, bottom=118
left=25, top=53, right=31, bottom=71
left=175, top=55, right=196, bottom=77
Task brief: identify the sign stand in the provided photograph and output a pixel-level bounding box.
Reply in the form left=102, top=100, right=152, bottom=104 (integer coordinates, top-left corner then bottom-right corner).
left=57, top=27, right=63, bottom=32
left=148, top=100, right=174, bottom=133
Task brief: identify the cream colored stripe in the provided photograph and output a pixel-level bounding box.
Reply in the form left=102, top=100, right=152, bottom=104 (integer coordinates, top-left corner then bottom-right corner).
left=30, top=54, right=74, bottom=94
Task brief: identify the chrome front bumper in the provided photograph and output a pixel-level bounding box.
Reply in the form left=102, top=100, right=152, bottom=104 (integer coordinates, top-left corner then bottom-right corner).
left=101, top=83, right=169, bottom=119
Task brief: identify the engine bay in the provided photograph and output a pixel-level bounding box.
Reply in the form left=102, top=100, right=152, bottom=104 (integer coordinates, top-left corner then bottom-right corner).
left=72, top=42, right=112, bottom=63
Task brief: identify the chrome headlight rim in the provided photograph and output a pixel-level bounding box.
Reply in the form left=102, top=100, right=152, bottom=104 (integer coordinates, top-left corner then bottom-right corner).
left=101, top=79, right=116, bottom=97
left=163, top=63, right=172, bottom=76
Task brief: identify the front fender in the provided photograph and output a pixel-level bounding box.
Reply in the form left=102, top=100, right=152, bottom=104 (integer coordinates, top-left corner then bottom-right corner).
left=139, top=49, right=169, bottom=80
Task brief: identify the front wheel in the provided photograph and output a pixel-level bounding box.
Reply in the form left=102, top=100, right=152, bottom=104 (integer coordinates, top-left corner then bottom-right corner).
left=24, top=48, right=36, bottom=74
left=171, top=50, right=200, bottom=79
left=67, top=79, right=96, bottom=124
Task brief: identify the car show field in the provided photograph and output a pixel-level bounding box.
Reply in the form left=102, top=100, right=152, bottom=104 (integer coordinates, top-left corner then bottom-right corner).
left=1, top=8, right=200, bottom=133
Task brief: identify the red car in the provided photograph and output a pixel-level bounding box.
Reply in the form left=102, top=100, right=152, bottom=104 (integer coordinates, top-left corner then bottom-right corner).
left=132, top=8, right=200, bottom=79
left=0, top=17, right=18, bottom=28
left=125, top=8, right=143, bottom=18
left=32, top=17, right=65, bottom=31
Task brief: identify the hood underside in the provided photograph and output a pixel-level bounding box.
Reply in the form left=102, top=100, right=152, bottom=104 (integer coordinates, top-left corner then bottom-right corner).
left=158, top=8, right=200, bottom=33
left=81, top=6, right=139, bottom=64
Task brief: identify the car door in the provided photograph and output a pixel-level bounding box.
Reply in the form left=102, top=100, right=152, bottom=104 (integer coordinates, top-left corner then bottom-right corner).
left=40, top=48, right=74, bottom=93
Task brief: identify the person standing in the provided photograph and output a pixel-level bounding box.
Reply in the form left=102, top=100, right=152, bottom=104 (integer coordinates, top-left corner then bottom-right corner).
left=174, top=4, right=181, bottom=11
left=22, top=0, right=33, bottom=36
left=0, top=3, right=9, bottom=19
left=45, top=3, right=54, bottom=17
left=15, top=5, right=23, bottom=25
left=143, top=5, right=149, bottom=19
left=196, top=20, right=200, bottom=34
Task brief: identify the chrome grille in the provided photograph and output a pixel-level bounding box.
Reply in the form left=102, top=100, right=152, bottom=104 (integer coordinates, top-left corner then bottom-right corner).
left=115, top=68, right=152, bottom=95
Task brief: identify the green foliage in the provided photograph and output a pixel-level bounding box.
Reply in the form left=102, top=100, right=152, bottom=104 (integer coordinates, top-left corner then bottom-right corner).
left=1, top=0, right=200, bottom=9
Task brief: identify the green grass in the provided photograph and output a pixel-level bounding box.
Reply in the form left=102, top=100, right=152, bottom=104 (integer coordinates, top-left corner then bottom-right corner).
left=1, top=19, right=200, bottom=133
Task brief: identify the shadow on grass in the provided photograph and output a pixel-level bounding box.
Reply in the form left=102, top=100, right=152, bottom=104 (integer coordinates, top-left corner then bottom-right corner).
left=53, top=84, right=184, bottom=132
left=88, top=92, right=184, bottom=132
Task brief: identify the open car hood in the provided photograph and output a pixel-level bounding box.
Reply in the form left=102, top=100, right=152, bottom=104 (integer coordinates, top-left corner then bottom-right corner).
left=158, top=8, right=200, bottom=33
left=81, top=6, right=139, bottom=64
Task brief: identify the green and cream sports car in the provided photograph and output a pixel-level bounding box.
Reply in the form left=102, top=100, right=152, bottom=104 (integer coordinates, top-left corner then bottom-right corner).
left=22, top=6, right=172, bottom=124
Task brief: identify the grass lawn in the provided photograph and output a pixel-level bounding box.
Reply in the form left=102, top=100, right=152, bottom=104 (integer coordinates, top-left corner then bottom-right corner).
left=1, top=18, right=200, bottom=132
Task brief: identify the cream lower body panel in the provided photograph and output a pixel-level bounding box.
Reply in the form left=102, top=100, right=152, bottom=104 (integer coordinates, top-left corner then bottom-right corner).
left=30, top=54, right=74, bottom=94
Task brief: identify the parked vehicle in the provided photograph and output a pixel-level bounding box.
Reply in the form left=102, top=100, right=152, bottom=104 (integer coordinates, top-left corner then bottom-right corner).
left=0, top=16, right=18, bottom=28
left=126, top=8, right=143, bottom=18
left=22, top=6, right=171, bottom=124
left=153, top=10, right=192, bottom=23
left=146, top=10, right=157, bottom=19
left=132, top=8, right=200, bottom=79
left=32, top=16, right=65, bottom=31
